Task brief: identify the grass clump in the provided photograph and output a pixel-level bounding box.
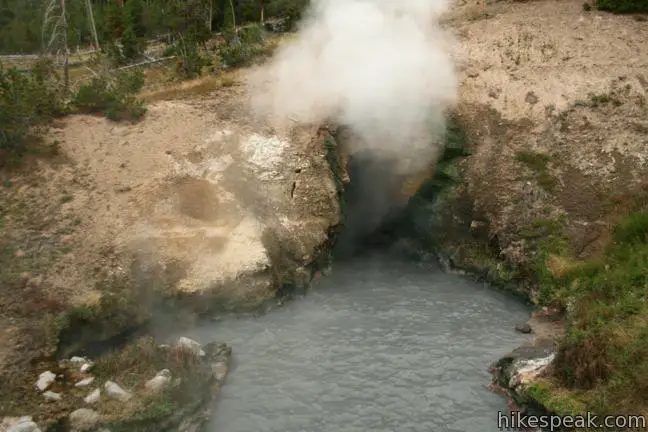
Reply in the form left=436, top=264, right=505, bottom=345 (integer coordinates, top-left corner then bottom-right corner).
left=72, top=70, right=146, bottom=121
left=525, top=379, right=588, bottom=416
left=93, top=336, right=229, bottom=432
left=515, top=150, right=558, bottom=192
left=546, top=210, right=648, bottom=414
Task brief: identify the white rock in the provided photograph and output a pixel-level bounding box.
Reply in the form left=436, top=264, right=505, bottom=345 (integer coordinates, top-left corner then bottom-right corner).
left=83, top=389, right=101, bottom=405
left=6, top=421, right=41, bottom=432
left=211, top=362, right=228, bottom=383
left=2, top=417, right=41, bottom=432
left=75, top=377, right=95, bottom=388
left=42, top=391, right=62, bottom=401
left=80, top=363, right=93, bottom=373
left=509, top=353, right=556, bottom=388
left=144, top=369, right=172, bottom=393
left=35, top=371, right=56, bottom=392
left=176, top=337, right=205, bottom=357
left=69, top=408, right=99, bottom=431
left=70, top=356, right=87, bottom=364
left=104, top=381, right=132, bottom=402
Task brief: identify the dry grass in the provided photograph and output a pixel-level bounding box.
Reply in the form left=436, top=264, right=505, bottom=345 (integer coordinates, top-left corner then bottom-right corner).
left=141, top=72, right=240, bottom=102
left=546, top=254, right=581, bottom=277
left=93, top=337, right=201, bottom=392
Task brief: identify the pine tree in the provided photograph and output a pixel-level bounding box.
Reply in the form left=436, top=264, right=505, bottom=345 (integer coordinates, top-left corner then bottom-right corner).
left=104, top=2, right=124, bottom=40
left=120, top=24, right=139, bottom=61
left=124, top=0, right=145, bottom=38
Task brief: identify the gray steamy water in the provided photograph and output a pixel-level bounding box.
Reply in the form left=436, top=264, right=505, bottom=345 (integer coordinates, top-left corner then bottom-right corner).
left=181, top=255, right=531, bottom=432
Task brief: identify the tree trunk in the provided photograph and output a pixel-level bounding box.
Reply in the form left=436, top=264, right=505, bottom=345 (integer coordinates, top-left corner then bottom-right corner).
left=85, top=0, right=100, bottom=51
left=260, top=0, right=264, bottom=23
left=228, top=0, right=237, bottom=30
left=61, top=0, right=69, bottom=94
left=208, top=0, right=213, bottom=32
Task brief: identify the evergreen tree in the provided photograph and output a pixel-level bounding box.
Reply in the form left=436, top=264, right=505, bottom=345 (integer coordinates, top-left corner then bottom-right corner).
left=124, top=0, right=145, bottom=38
left=104, top=1, right=124, bottom=40
left=120, top=24, right=140, bottom=61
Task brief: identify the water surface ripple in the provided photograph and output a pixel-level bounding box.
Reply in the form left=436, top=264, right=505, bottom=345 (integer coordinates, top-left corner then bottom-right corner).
left=180, top=255, right=530, bottom=432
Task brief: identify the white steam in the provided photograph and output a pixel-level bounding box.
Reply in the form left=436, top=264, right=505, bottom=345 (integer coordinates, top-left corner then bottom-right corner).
left=249, top=0, right=458, bottom=175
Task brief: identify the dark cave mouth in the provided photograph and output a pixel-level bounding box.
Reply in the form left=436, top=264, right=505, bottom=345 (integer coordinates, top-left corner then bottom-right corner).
left=332, top=150, right=418, bottom=260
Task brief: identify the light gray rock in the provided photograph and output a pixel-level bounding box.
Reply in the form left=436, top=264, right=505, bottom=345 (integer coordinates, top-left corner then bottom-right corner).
left=70, top=356, right=87, bottom=364
left=104, top=381, right=133, bottom=402
left=176, top=337, right=205, bottom=357
left=2, top=417, right=41, bottom=432
left=83, top=388, right=101, bottom=405
left=6, top=420, right=41, bottom=432
left=35, top=371, right=56, bottom=392
left=75, top=377, right=95, bottom=388
left=80, top=363, right=93, bottom=373
left=69, top=409, right=99, bottom=431
left=42, top=391, right=62, bottom=402
left=104, top=381, right=132, bottom=402
left=145, top=369, right=172, bottom=393
left=211, top=362, right=228, bottom=383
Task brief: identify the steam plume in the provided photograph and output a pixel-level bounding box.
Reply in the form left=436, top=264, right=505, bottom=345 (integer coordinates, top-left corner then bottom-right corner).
left=249, top=0, right=458, bottom=176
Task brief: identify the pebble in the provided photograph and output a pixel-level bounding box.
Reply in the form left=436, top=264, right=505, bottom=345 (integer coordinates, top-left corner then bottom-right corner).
left=35, top=371, right=56, bottom=392
left=43, top=391, right=62, bottom=401
left=70, top=357, right=87, bottom=364
left=83, top=388, right=101, bottom=405
left=75, top=377, right=95, bottom=388
left=515, top=323, right=533, bottom=334
left=104, top=381, right=132, bottom=402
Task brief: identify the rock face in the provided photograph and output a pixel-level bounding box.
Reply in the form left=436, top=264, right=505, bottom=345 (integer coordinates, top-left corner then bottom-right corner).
left=442, top=0, right=648, bottom=283
left=42, top=92, right=342, bottom=317
left=491, top=339, right=556, bottom=412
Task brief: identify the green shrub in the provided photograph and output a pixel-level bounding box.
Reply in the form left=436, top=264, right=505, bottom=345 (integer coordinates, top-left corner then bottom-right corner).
left=72, top=70, right=146, bottom=122
left=266, top=0, right=310, bottom=29
left=596, top=0, right=648, bottom=12
left=0, top=59, right=65, bottom=162
left=174, top=37, right=208, bottom=79
left=218, top=40, right=272, bottom=68
left=240, top=24, right=266, bottom=45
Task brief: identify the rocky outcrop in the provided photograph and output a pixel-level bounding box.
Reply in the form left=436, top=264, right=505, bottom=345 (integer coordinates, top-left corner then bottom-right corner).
left=440, top=0, right=648, bottom=292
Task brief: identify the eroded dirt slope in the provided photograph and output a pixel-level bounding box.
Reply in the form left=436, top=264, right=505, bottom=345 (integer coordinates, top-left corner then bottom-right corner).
left=445, top=0, right=648, bottom=275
